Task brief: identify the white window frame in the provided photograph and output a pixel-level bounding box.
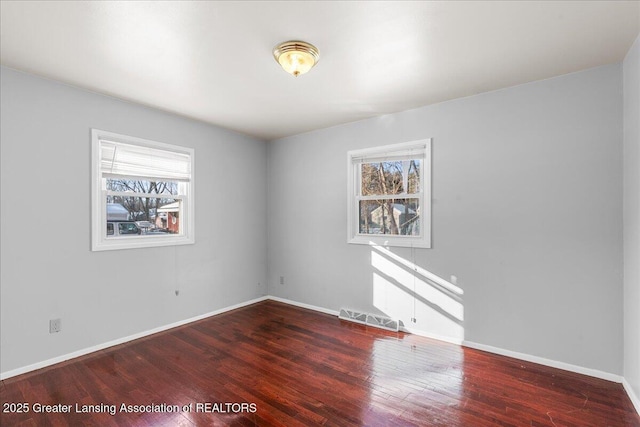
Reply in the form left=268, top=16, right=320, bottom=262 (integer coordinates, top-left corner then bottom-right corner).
left=347, top=139, right=431, bottom=248
left=91, top=129, right=195, bottom=251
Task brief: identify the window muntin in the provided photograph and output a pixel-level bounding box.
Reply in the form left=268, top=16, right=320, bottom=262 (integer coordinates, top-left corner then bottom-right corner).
left=358, top=198, right=420, bottom=236
left=348, top=140, right=431, bottom=248
left=91, top=129, right=194, bottom=251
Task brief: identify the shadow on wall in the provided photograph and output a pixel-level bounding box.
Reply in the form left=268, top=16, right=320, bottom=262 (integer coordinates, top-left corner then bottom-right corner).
left=370, top=243, right=464, bottom=342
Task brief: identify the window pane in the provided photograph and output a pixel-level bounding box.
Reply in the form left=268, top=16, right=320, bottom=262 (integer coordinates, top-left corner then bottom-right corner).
left=106, top=178, right=178, bottom=195
left=407, top=160, right=420, bottom=194
left=358, top=198, right=420, bottom=236
left=361, top=160, right=420, bottom=196
left=361, top=162, right=402, bottom=196
left=105, top=198, right=181, bottom=236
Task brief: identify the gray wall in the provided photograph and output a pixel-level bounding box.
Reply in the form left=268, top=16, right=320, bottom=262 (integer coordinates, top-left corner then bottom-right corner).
left=0, top=67, right=268, bottom=375
left=268, top=64, right=624, bottom=374
left=0, top=59, right=630, bottom=380
left=624, top=35, right=640, bottom=401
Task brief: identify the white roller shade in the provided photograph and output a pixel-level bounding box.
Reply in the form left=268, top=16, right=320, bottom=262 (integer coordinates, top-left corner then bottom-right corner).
left=350, top=142, right=426, bottom=164
left=100, top=140, right=192, bottom=181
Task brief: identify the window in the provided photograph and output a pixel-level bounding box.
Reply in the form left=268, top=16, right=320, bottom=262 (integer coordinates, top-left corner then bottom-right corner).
left=347, top=139, right=431, bottom=248
left=91, top=129, right=194, bottom=251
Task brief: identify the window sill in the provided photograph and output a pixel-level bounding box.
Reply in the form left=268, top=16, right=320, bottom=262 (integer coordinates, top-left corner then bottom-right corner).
left=348, top=235, right=431, bottom=249
left=92, top=234, right=195, bottom=252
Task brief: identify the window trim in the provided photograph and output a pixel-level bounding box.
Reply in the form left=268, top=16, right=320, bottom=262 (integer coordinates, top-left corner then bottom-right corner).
left=347, top=139, right=432, bottom=248
left=91, top=129, right=195, bottom=251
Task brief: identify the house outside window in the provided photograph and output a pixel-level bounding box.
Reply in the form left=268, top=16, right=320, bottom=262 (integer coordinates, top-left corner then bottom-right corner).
left=91, top=129, right=194, bottom=251
left=347, top=139, right=431, bottom=248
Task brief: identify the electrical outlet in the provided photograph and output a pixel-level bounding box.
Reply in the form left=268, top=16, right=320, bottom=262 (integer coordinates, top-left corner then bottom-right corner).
left=411, top=317, right=417, bottom=323
left=280, top=276, right=285, bottom=285
left=49, top=318, right=61, bottom=333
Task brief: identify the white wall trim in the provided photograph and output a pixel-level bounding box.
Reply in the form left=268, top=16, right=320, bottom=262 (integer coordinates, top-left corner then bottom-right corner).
left=267, top=295, right=340, bottom=316
left=0, top=296, right=269, bottom=380
left=623, top=378, right=640, bottom=415
left=401, top=326, right=464, bottom=346
left=462, top=340, right=623, bottom=384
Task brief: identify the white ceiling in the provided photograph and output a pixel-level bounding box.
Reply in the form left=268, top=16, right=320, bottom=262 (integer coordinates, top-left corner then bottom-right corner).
left=1, top=1, right=638, bottom=141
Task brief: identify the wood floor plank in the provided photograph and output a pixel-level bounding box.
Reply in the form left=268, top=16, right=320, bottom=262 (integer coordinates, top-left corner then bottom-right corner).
left=1, top=300, right=638, bottom=426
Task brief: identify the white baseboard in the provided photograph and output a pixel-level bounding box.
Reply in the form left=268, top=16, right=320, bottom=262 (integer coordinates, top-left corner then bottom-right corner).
left=462, top=340, right=623, bottom=383
left=267, top=295, right=340, bottom=316
left=0, top=296, right=269, bottom=380
left=623, top=377, right=640, bottom=415
left=401, top=326, right=464, bottom=346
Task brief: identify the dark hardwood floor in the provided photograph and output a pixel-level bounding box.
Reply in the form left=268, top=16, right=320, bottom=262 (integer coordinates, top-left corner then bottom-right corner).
left=1, top=300, right=638, bottom=426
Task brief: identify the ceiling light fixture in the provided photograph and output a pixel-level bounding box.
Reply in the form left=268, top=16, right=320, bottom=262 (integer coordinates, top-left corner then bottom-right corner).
left=273, top=40, right=319, bottom=77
